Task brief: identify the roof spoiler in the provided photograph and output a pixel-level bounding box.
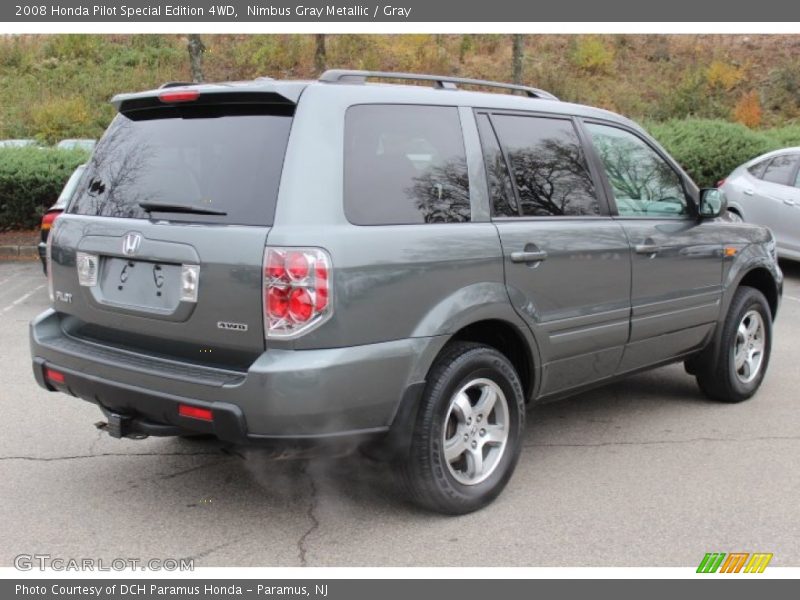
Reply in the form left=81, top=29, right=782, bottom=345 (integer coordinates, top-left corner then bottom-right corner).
left=111, top=83, right=301, bottom=114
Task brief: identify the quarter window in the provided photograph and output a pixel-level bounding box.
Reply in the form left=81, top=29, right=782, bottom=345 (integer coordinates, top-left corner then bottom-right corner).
left=748, top=159, right=769, bottom=179
left=585, top=123, right=689, bottom=218
left=489, top=114, right=600, bottom=217
left=344, top=105, right=470, bottom=225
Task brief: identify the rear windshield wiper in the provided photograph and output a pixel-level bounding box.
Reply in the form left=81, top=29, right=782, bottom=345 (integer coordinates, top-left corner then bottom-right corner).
left=138, top=201, right=227, bottom=216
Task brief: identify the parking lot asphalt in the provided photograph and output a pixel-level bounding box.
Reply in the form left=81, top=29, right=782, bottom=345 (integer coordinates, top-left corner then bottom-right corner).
left=1, top=259, right=799, bottom=568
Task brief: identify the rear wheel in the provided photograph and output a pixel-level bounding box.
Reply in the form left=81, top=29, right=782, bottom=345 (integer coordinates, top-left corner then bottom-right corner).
left=399, top=342, right=525, bottom=514
left=695, top=286, right=772, bottom=402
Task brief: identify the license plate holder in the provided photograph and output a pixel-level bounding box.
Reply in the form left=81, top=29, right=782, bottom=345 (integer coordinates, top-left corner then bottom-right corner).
left=98, top=257, right=182, bottom=311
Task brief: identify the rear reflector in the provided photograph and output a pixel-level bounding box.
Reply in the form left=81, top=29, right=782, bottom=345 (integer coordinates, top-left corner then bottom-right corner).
left=178, top=404, right=213, bottom=422
left=159, top=89, right=200, bottom=103
left=44, top=368, right=65, bottom=384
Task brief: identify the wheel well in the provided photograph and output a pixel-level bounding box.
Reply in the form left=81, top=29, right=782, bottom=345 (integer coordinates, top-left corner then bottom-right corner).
left=739, top=268, right=778, bottom=317
left=450, top=320, right=534, bottom=401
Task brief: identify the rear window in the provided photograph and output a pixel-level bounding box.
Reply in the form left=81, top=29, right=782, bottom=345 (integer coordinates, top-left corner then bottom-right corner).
left=68, top=105, right=293, bottom=225
left=344, top=105, right=470, bottom=225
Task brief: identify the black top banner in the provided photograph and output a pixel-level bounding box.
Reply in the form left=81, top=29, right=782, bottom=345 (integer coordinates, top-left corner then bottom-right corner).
left=4, top=0, right=800, bottom=22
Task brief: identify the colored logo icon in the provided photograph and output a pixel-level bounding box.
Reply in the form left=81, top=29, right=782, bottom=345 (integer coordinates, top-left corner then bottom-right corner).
left=697, top=552, right=773, bottom=573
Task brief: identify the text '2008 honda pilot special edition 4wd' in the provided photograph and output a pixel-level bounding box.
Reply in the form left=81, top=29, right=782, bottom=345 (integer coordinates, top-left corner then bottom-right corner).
left=31, top=70, right=783, bottom=514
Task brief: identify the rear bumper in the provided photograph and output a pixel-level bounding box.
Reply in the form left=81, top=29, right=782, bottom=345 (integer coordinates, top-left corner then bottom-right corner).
left=30, top=309, right=441, bottom=444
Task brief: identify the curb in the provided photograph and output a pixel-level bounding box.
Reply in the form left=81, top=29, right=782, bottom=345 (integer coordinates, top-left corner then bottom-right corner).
left=0, top=245, right=39, bottom=261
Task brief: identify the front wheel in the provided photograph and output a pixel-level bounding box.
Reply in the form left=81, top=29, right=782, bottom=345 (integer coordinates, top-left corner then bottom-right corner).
left=695, top=286, right=772, bottom=402
left=726, top=209, right=744, bottom=223
left=399, top=342, right=525, bottom=515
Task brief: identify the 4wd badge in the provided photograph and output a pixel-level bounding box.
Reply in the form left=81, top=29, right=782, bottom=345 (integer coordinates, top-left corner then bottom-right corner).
left=217, top=321, right=248, bottom=332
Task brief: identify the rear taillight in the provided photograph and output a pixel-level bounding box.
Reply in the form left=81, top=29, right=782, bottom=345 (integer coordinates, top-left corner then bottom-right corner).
left=46, top=229, right=54, bottom=302
left=264, top=247, right=332, bottom=339
left=716, top=178, right=726, bottom=188
left=159, top=89, right=200, bottom=103
left=40, top=210, right=61, bottom=231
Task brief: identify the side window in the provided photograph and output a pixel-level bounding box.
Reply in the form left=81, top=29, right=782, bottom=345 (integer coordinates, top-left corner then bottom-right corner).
left=490, top=114, right=600, bottom=217
left=475, top=113, right=517, bottom=217
left=344, top=105, right=470, bottom=225
left=585, top=122, right=689, bottom=218
left=762, top=154, right=800, bottom=186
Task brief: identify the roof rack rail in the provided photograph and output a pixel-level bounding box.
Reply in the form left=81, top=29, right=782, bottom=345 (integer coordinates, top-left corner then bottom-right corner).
left=318, top=69, right=559, bottom=100
left=159, top=81, right=197, bottom=89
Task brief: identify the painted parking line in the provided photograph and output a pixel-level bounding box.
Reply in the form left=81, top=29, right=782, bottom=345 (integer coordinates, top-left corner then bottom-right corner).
left=1, top=284, right=45, bottom=313
left=785, top=295, right=800, bottom=303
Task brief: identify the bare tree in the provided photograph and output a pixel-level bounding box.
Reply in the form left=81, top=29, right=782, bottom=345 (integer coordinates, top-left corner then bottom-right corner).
left=314, top=34, right=327, bottom=73
left=512, top=34, right=524, bottom=85
left=187, top=34, right=205, bottom=83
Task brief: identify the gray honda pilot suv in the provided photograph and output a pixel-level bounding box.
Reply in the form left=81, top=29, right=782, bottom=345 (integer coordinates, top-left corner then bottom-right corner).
left=30, top=70, right=783, bottom=514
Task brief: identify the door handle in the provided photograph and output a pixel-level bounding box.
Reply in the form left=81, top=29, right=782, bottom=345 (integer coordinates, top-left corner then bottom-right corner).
left=744, top=189, right=755, bottom=196
left=510, top=250, right=548, bottom=263
left=783, top=199, right=796, bottom=206
left=635, top=243, right=661, bottom=255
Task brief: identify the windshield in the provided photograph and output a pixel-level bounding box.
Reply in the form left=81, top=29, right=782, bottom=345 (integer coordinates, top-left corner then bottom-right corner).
left=68, top=105, right=293, bottom=225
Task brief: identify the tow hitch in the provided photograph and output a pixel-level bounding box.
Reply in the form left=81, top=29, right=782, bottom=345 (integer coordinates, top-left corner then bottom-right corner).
left=94, top=409, right=183, bottom=440
left=95, top=412, right=148, bottom=439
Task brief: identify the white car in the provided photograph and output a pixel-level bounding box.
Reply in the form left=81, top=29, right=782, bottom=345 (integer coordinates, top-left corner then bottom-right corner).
left=721, top=147, right=800, bottom=261
left=0, top=138, right=40, bottom=148
left=56, top=139, right=96, bottom=152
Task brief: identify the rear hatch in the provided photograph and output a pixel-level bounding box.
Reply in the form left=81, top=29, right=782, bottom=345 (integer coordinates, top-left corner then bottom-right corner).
left=48, top=88, right=297, bottom=369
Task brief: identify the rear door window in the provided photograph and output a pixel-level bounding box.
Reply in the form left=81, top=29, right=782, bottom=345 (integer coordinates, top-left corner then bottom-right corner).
left=488, top=114, right=600, bottom=217
left=344, top=105, right=470, bottom=225
left=68, top=105, right=293, bottom=225
left=761, top=154, right=800, bottom=186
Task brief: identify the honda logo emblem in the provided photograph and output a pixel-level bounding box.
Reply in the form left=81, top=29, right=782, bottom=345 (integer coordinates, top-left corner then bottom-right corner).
left=122, top=232, right=142, bottom=256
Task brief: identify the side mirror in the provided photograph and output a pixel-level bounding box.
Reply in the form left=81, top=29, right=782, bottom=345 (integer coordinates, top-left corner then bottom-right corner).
left=698, top=188, right=727, bottom=219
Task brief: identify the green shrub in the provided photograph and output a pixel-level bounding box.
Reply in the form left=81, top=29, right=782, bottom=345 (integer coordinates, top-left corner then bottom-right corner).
left=764, top=124, right=800, bottom=148
left=0, top=148, right=88, bottom=230
left=646, top=119, right=779, bottom=187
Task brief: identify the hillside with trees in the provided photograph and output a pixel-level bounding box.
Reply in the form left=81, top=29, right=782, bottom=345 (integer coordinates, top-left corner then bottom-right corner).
left=3, top=34, right=800, bottom=230
left=2, top=34, right=800, bottom=143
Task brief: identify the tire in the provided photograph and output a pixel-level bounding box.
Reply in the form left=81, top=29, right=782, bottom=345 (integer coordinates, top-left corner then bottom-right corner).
left=398, top=341, right=525, bottom=515
left=695, top=286, right=772, bottom=402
